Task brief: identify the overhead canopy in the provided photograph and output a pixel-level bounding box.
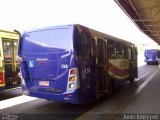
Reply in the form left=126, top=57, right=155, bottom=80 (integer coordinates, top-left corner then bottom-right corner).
left=115, top=0, right=160, bottom=45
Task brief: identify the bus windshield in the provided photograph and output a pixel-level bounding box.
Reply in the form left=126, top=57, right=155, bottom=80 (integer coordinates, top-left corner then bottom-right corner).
left=21, top=28, right=73, bottom=53
left=146, top=50, right=157, bottom=55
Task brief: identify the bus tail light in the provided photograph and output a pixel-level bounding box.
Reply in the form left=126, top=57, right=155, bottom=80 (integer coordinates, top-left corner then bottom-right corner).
left=67, top=68, right=80, bottom=90
left=0, top=72, right=4, bottom=84
left=70, top=69, right=76, bottom=75
left=69, top=76, right=76, bottom=82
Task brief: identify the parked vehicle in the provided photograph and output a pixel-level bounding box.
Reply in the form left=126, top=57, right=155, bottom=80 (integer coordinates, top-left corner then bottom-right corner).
left=144, top=49, right=160, bottom=65
left=18, top=24, right=138, bottom=104
left=0, top=30, right=20, bottom=91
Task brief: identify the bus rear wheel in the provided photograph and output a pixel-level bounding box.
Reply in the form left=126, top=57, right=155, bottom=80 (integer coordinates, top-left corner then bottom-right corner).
left=107, top=80, right=114, bottom=96
left=130, top=77, right=134, bottom=83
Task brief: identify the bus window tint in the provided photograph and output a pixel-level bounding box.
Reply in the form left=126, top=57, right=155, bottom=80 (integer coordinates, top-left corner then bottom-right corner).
left=116, top=42, right=124, bottom=58
left=14, top=42, right=18, bottom=55
left=74, top=28, right=81, bottom=58
left=14, top=41, right=18, bottom=62
left=124, top=45, right=128, bottom=58
left=80, top=32, right=91, bottom=59
left=97, top=40, right=106, bottom=64
left=128, top=47, right=133, bottom=60
left=108, top=41, right=115, bottom=59
left=3, top=41, right=12, bottom=62
left=21, top=29, right=72, bottom=54
left=108, top=40, right=129, bottom=59
left=133, top=47, right=137, bottom=60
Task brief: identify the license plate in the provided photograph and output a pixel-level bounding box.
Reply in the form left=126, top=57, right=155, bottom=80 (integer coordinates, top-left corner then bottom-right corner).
left=148, top=59, right=152, bottom=61
left=39, top=81, right=49, bottom=86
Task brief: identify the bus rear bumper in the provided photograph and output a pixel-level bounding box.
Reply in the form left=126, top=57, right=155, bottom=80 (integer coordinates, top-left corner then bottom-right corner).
left=22, top=89, right=81, bottom=104
left=146, top=60, right=159, bottom=65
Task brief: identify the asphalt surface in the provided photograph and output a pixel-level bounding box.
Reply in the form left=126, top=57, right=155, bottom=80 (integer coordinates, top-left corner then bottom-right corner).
left=0, top=87, right=22, bottom=101
left=0, top=64, right=160, bottom=120
left=76, top=65, right=160, bottom=120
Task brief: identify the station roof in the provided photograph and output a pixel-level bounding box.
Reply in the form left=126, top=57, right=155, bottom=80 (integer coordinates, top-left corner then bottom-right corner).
left=115, top=0, right=160, bottom=45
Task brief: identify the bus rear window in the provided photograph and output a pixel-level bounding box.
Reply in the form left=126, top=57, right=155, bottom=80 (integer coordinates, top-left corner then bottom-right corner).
left=21, top=28, right=73, bottom=53
left=146, top=50, right=157, bottom=55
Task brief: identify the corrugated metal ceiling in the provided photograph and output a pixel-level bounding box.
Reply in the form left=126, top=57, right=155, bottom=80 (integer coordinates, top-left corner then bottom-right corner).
left=115, top=0, right=160, bottom=45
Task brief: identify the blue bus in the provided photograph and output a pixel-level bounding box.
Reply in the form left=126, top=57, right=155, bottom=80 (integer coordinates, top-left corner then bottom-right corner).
left=144, top=49, right=160, bottom=65
left=18, top=24, right=138, bottom=104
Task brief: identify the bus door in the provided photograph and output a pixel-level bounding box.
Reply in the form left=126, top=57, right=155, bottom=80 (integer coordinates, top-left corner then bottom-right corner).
left=0, top=38, right=5, bottom=88
left=13, top=40, right=20, bottom=84
left=2, top=39, right=19, bottom=86
left=97, top=39, right=107, bottom=96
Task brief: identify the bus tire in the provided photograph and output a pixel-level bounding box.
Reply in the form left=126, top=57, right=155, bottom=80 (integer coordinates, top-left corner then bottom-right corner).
left=107, top=79, right=114, bottom=96
left=130, top=77, right=134, bottom=83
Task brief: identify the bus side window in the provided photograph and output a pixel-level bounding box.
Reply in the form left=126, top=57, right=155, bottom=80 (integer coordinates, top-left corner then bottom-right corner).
left=128, top=46, right=135, bottom=60
left=108, top=42, right=112, bottom=58
left=128, top=47, right=131, bottom=60
left=116, top=42, right=125, bottom=58
left=97, top=40, right=106, bottom=65
left=124, top=45, right=128, bottom=58
left=133, top=47, right=137, bottom=60
left=108, top=40, right=115, bottom=59
left=74, top=30, right=91, bottom=60
left=80, top=32, right=91, bottom=59
left=74, top=28, right=81, bottom=58
left=3, top=41, right=13, bottom=63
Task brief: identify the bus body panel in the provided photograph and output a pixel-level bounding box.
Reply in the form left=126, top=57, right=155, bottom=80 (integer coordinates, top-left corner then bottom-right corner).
left=21, top=26, right=72, bottom=89
left=20, top=25, right=82, bottom=103
left=19, top=24, right=138, bottom=104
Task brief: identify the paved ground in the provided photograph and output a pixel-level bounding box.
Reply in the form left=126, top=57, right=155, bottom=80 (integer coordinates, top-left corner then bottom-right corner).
left=121, top=65, right=160, bottom=116
left=76, top=65, right=160, bottom=120
left=0, top=87, right=22, bottom=101
left=1, top=64, right=160, bottom=120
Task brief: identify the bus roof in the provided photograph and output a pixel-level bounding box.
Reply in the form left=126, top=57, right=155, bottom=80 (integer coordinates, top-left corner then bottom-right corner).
left=145, top=49, right=160, bottom=52
left=76, top=24, right=134, bottom=46
left=0, top=29, right=19, bottom=39
left=23, top=24, right=74, bottom=34
left=23, top=24, right=135, bottom=46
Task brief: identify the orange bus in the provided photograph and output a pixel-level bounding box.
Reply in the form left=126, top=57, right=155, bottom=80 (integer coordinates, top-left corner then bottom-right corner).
left=0, top=30, right=20, bottom=90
